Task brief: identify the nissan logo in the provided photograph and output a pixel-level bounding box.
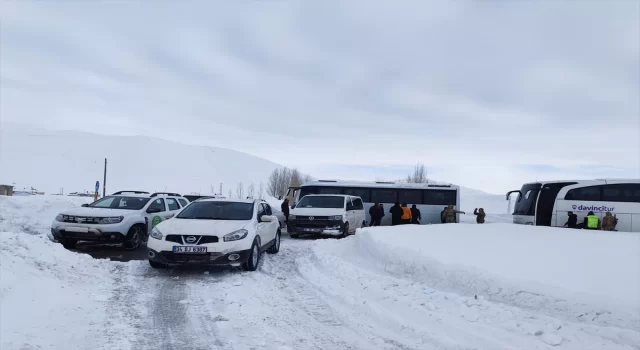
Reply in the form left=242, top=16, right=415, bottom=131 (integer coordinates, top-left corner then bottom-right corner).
left=185, top=236, right=197, bottom=243
left=309, top=216, right=314, bottom=221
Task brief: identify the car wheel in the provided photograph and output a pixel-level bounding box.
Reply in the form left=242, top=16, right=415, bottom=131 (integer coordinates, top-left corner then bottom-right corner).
left=149, top=259, right=168, bottom=269
left=61, top=239, right=77, bottom=249
left=123, top=225, right=143, bottom=250
left=267, top=230, right=281, bottom=254
left=243, top=239, right=261, bottom=271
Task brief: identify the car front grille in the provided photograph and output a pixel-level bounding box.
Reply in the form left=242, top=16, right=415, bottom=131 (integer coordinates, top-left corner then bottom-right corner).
left=165, top=235, right=219, bottom=245
left=62, top=215, right=100, bottom=224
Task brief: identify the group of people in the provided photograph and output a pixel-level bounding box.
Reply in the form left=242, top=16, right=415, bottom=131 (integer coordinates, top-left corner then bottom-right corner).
left=368, top=203, right=484, bottom=226
left=564, top=210, right=618, bottom=231
left=369, top=202, right=422, bottom=226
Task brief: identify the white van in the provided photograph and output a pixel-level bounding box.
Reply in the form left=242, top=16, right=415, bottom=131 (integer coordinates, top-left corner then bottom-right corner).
left=287, top=194, right=366, bottom=238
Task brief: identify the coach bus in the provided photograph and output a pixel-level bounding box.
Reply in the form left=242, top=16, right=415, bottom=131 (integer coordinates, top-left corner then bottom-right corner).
left=285, top=180, right=461, bottom=226
left=506, top=179, right=640, bottom=232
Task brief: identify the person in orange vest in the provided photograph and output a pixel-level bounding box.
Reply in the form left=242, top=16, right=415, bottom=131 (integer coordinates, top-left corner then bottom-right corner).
left=400, top=203, right=412, bottom=225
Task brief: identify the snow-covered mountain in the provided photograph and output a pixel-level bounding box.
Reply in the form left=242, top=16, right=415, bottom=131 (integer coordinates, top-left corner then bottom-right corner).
left=1, top=123, right=508, bottom=213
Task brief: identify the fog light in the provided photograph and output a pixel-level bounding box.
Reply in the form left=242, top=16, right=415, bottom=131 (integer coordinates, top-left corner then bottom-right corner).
left=148, top=251, right=156, bottom=258
left=228, top=254, right=240, bottom=261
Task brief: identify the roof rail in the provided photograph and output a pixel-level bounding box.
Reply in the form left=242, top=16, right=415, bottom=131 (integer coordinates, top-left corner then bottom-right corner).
left=375, top=181, right=395, bottom=184
left=428, top=184, right=452, bottom=188
left=318, top=180, right=337, bottom=182
left=112, top=190, right=150, bottom=195
left=150, top=192, right=182, bottom=197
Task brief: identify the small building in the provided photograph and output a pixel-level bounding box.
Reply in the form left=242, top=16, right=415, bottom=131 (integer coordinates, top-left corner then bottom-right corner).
left=0, top=185, right=14, bottom=196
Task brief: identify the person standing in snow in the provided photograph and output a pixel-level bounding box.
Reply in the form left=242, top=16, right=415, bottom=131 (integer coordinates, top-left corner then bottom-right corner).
left=281, top=198, right=290, bottom=224
left=400, top=203, right=412, bottom=224
left=389, top=202, right=403, bottom=226
left=369, top=203, right=381, bottom=226
left=410, top=204, right=421, bottom=224
left=444, top=204, right=465, bottom=223
left=473, top=208, right=486, bottom=224
left=583, top=211, right=600, bottom=229
left=564, top=211, right=578, bottom=228
left=601, top=211, right=617, bottom=231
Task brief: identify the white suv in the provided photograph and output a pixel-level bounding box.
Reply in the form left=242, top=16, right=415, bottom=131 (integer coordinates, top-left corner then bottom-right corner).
left=51, top=191, right=190, bottom=250
left=146, top=198, right=281, bottom=271
left=287, top=194, right=366, bottom=238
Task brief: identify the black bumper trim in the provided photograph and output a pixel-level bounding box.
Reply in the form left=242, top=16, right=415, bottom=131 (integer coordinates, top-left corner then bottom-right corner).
left=52, top=228, right=124, bottom=242
left=148, top=248, right=252, bottom=265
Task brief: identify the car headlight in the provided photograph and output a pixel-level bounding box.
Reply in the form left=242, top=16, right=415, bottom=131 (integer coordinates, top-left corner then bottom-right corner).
left=289, top=215, right=297, bottom=220
left=55, top=214, right=64, bottom=222
left=329, top=215, right=343, bottom=221
left=223, top=229, right=248, bottom=242
left=150, top=227, right=163, bottom=240
left=98, top=216, right=124, bottom=224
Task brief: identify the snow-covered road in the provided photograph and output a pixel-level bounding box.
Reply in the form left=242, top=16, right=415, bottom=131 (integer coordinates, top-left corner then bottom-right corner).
left=2, top=196, right=639, bottom=350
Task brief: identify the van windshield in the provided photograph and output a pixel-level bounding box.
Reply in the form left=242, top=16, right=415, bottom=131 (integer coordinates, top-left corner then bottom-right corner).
left=296, top=196, right=345, bottom=209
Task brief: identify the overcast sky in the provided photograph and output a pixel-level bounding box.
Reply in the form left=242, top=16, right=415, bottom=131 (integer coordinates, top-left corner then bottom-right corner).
left=1, top=1, right=639, bottom=194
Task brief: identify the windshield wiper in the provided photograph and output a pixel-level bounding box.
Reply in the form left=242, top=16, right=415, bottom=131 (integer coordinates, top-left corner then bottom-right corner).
left=191, top=216, right=230, bottom=220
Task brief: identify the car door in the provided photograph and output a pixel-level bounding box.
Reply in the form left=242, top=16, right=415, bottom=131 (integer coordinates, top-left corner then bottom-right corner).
left=353, top=198, right=365, bottom=227
left=146, top=198, right=168, bottom=233
left=255, top=203, right=268, bottom=248
left=345, top=197, right=356, bottom=231
left=165, top=197, right=182, bottom=218
left=262, top=203, right=278, bottom=242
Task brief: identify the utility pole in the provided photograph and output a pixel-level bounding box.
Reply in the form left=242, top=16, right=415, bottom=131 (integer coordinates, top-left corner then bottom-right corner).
left=103, top=158, right=107, bottom=197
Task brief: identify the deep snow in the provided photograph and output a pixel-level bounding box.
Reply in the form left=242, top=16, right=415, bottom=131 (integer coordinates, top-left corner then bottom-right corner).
left=1, top=195, right=639, bottom=350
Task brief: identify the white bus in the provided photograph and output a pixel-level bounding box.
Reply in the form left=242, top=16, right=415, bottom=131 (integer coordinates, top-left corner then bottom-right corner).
left=506, top=179, right=640, bottom=232
left=285, top=180, right=461, bottom=226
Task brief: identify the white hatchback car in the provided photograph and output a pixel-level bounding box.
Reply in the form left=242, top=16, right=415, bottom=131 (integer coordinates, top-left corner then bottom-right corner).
left=146, top=198, right=281, bottom=271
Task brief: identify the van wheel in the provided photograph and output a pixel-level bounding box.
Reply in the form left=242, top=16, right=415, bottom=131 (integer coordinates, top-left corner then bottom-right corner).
left=243, top=239, right=261, bottom=271
left=361, top=221, right=366, bottom=230
left=340, top=223, right=349, bottom=238
left=123, top=225, right=143, bottom=250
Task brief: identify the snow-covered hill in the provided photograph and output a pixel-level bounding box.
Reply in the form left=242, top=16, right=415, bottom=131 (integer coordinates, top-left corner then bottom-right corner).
left=0, top=123, right=282, bottom=196
left=1, top=123, right=509, bottom=214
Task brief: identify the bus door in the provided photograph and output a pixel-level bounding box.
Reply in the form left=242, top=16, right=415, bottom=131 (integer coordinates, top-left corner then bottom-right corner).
left=535, top=182, right=577, bottom=226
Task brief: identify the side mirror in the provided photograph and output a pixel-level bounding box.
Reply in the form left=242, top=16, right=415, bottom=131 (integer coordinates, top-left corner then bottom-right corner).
left=81, top=204, right=89, bottom=207
left=260, top=215, right=276, bottom=222
left=290, top=203, right=296, bottom=209
left=278, top=196, right=282, bottom=200
left=147, top=208, right=161, bottom=214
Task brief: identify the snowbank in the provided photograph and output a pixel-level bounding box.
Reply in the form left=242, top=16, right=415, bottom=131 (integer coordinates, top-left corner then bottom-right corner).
left=0, top=232, right=117, bottom=349
left=311, top=224, right=640, bottom=329
left=0, top=195, right=91, bottom=238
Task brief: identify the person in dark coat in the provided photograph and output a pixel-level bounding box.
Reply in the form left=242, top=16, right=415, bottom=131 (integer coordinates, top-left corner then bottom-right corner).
left=473, top=208, right=486, bottom=224
left=369, top=203, right=381, bottom=226
left=410, top=204, right=421, bottom=224
left=440, top=207, right=447, bottom=223
left=389, top=202, right=403, bottom=226
left=281, top=198, right=290, bottom=224
left=564, top=211, right=578, bottom=228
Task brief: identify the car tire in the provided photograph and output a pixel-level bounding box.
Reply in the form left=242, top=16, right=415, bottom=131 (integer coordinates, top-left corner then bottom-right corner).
left=61, top=239, right=77, bottom=249
left=148, top=259, right=168, bottom=269
left=243, top=239, right=261, bottom=271
left=267, top=230, right=281, bottom=254
left=123, top=224, right=143, bottom=250
left=361, top=221, right=366, bottom=231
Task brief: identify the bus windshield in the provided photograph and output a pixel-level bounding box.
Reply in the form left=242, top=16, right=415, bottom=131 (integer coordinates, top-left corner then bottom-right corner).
left=512, top=183, right=541, bottom=216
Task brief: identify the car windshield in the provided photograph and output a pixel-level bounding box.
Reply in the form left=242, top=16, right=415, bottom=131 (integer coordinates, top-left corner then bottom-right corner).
left=177, top=201, right=254, bottom=220
left=296, top=196, right=345, bottom=209
left=88, top=196, right=150, bottom=210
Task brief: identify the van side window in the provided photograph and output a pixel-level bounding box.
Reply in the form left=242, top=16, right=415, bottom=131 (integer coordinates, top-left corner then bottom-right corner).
left=346, top=198, right=355, bottom=211
left=353, top=198, right=364, bottom=210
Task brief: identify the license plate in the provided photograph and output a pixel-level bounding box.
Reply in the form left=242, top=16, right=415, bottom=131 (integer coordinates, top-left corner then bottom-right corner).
left=65, top=227, right=89, bottom=233
left=173, top=246, right=207, bottom=253
left=303, top=228, right=321, bottom=232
